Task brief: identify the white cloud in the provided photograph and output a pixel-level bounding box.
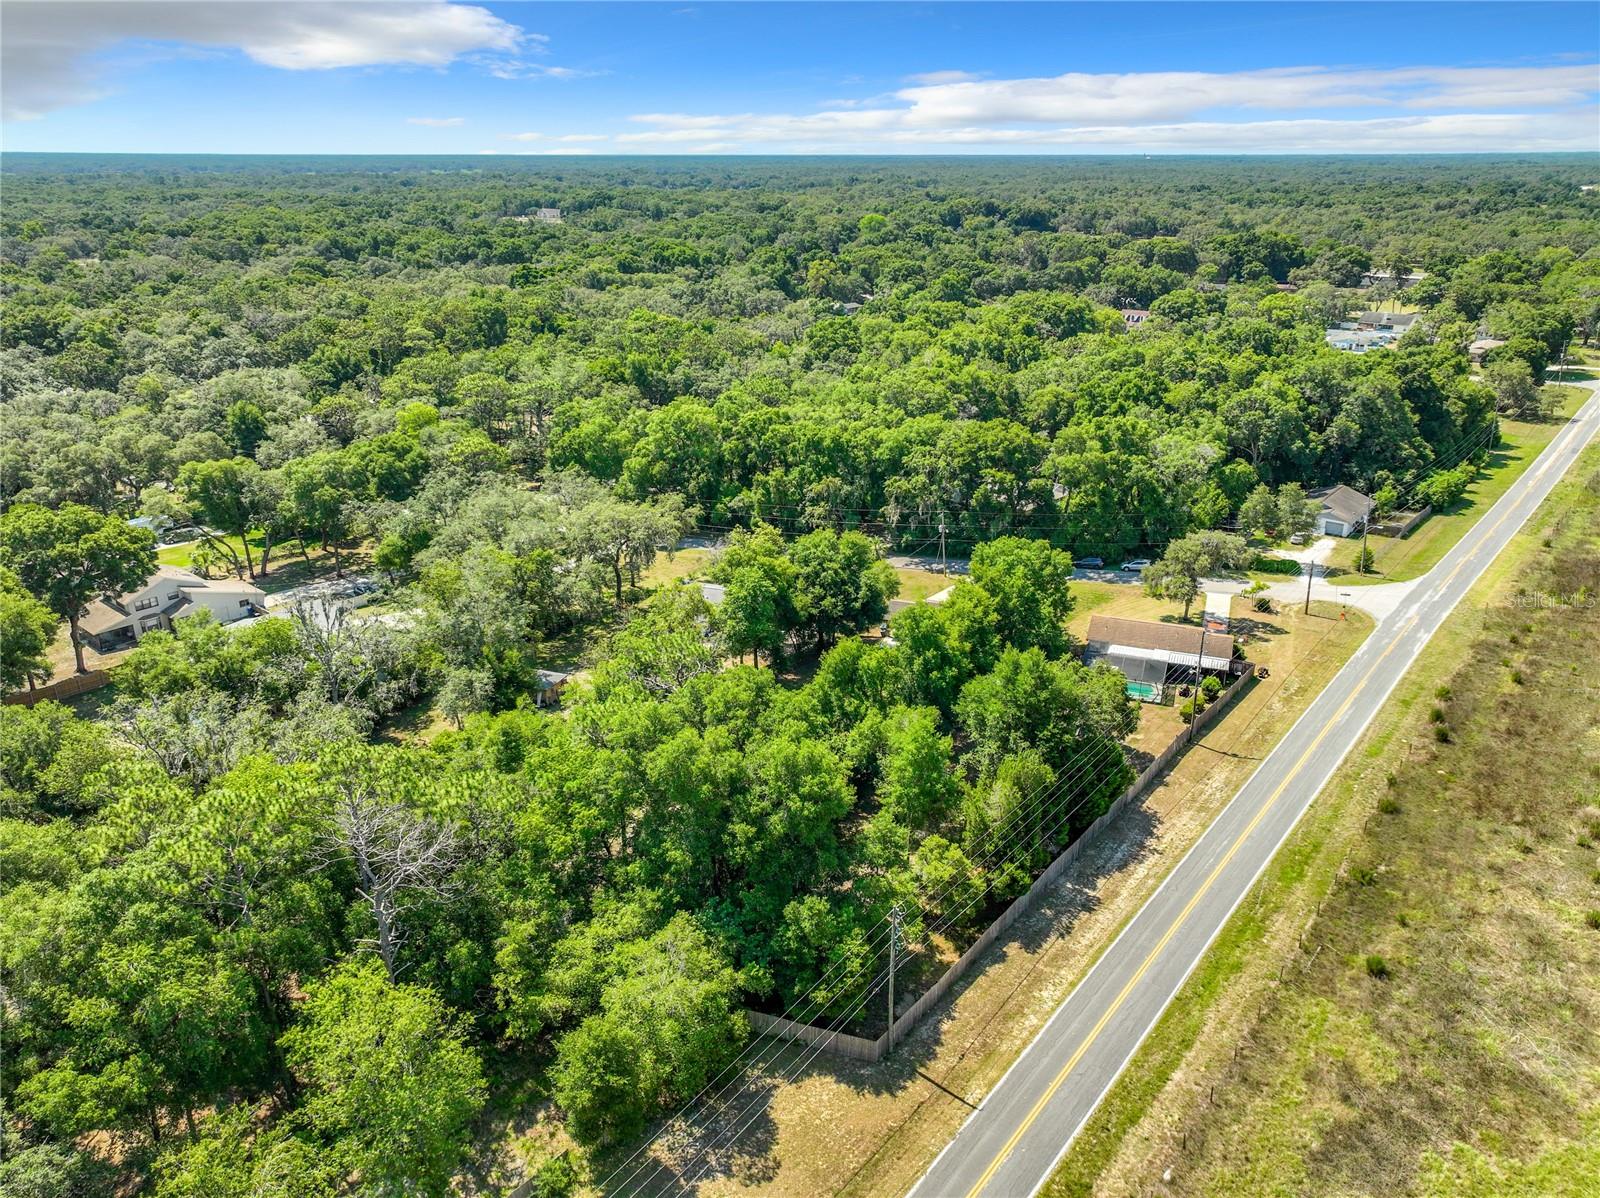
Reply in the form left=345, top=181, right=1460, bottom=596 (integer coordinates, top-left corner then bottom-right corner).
left=617, top=62, right=1599, bottom=153
left=408, top=116, right=465, bottom=127
left=3, top=1, right=526, bottom=120
left=903, top=70, right=983, bottom=86
left=555, top=133, right=607, bottom=143
left=501, top=131, right=544, bottom=141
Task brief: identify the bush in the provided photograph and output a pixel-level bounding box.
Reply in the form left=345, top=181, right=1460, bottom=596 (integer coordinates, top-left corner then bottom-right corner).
left=1354, top=545, right=1376, bottom=574
left=1585, top=911, right=1600, bottom=931
left=1378, top=796, right=1401, bottom=815
left=530, top=1152, right=578, bottom=1198
left=1253, top=595, right=1273, bottom=613
left=1365, top=954, right=1390, bottom=979
left=1433, top=724, right=1451, bottom=743
left=1250, top=554, right=1301, bottom=575
left=1200, top=675, right=1223, bottom=700
left=1178, top=698, right=1199, bottom=724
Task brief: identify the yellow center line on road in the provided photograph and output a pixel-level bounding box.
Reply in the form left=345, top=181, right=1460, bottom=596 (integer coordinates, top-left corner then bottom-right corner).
left=959, top=398, right=1598, bottom=1198
left=960, top=608, right=1419, bottom=1198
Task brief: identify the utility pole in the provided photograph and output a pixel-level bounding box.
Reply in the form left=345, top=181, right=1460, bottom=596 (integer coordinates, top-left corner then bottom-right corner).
left=1187, top=620, right=1209, bottom=745
left=937, top=512, right=947, bottom=576
left=1302, top=556, right=1315, bottom=614
left=887, top=903, right=904, bottom=1054
left=1359, top=497, right=1373, bottom=576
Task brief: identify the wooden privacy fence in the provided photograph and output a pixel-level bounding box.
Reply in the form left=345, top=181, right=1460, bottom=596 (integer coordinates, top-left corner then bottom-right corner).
left=4, top=670, right=113, bottom=707
left=747, top=665, right=1256, bottom=1063
left=1369, top=505, right=1431, bottom=539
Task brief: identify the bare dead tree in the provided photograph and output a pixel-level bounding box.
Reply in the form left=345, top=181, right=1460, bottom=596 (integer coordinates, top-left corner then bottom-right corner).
left=313, top=756, right=464, bottom=981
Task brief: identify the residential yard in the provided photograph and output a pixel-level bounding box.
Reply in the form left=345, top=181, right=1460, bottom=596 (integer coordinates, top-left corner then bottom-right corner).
left=639, top=546, right=714, bottom=589
left=1327, top=385, right=1589, bottom=584
left=585, top=586, right=1373, bottom=1198
left=1041, top=440, right=1600, bottom=1198
left=894, top=565, right=958, bottom=603
left=158, top=534, right=359, bottom=596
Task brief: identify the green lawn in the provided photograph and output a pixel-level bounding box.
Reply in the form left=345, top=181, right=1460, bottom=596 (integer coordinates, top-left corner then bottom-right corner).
left=894, top=565, right=958, bottom=603
left=1326, top=385, right=1588, bottom=585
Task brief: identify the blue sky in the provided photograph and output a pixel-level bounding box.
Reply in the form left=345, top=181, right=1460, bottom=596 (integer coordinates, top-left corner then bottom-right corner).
left=3, top=2, right=1597, bottom=154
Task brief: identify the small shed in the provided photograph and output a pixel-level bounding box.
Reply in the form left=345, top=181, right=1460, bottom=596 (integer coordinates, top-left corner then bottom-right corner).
left=534, top=669, right=571, bottom=708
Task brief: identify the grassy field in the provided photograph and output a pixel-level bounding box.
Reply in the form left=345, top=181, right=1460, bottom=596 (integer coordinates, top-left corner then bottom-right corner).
left=638, top=546, right=714, bottom=588
left=1041, top=441, right=1600, bottom=1198
left=894, top=565, right=957, bottom=603
left=1328, top=385, right=1589, bottom=585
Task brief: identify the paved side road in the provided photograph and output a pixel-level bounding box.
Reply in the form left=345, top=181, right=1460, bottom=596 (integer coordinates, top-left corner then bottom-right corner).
left=909, top=387, right=1600, bottom=1198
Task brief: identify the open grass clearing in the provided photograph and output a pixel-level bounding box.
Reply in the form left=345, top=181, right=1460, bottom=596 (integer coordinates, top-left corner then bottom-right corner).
left=639, top=546, right=714, bottom=589
left=893, top=565, right=959, bottom=603
left=1040, top=440, right=1600, bottom=1198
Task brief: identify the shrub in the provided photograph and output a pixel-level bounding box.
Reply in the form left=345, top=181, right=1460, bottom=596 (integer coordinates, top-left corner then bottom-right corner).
left=1201, top=675, right=1223, bottom=700
left=1178, top=698, right=1199, bottom=724
left=1433, top=725, right=1451, bottom=743
left=1378, top=796, right=1401, bottom=815
left=1510, top=668, right=1525, bottom=685
left=529, top=1153, right=578, bottom=1198
left=1250, top=554, right=1301, bottom=575
left=1429, top=705, right=1445, bottom=723
left=1351, top=864, right=1377, bottom=886
left=1365, top=954, right=1390, bottom=979
left=1434, top=685, right=1452, bottom=700
left=1253, top=595, right=1273, bottom=613
left=1585, top=911, right=1600, bottom=931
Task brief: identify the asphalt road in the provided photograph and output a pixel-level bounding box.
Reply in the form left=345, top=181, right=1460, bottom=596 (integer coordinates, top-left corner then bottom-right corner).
left=909, top=387, right=1600, bottom=1198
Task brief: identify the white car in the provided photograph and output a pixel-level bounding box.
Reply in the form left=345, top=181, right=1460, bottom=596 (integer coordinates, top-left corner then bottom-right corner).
left=1121, top=558, right=1152, bottom=572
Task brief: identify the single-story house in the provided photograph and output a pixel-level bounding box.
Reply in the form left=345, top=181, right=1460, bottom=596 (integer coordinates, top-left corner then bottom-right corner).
left=1355, top=311, right=1418, bottom=333
left=1468, top=337, right=1508, bottom=365
left=78, top=566, right=266, bottom=653
left=1326, top=328, right=1398, bottom=354
left=1360, top=269, right=1427, bottom=288
left=698, top=581, right=726, bottom=605
left=1120, top=308, right=1151, bottom=326
left=534, top=669, right=572, bottom=708
left=1308, top=484, right=1372, bottom=538
left=1083, top=615, right=1237, bottom=700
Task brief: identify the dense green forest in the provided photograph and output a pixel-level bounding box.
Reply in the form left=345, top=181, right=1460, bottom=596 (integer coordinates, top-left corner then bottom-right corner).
left=1, top=155, right=1596, bottom=1196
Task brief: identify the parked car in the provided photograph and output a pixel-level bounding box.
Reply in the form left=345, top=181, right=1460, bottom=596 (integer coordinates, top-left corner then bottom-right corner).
left=1288, top=533, right=1307, bottom=546
left=1121, top=558, right=1152, bottom=572
left=1076, top=556, right=1105, bottom=569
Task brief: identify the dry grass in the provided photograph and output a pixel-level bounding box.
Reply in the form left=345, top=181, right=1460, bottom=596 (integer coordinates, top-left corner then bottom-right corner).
left=1042, top=443, right=1600, bottom=1198
left=640, top=547, right=714, bottom=588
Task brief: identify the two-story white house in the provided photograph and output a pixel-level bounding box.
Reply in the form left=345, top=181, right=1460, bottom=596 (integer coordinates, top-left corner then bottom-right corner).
left=78, top=566, right=267, bottom=654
